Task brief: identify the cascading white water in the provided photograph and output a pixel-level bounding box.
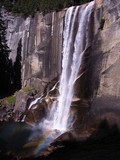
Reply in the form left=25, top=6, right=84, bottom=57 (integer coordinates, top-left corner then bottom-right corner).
left=25, top=2, right=94, bottom=155
left=52, top=1, right=94, bottom=131
left=28, top=2, right=94, bottom=133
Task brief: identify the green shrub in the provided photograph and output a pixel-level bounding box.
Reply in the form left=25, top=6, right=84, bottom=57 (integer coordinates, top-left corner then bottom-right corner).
left=0, top=95, right=16, bottom=106
left=22, top=86, right=35, bottom=94
left=6, top=95, right=16, bottom=105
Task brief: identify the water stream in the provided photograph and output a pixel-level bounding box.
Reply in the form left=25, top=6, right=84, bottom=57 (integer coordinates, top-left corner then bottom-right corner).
left=39, top=1, right=94, bottom=133
left=27, top=1, right=94, bottom=156
left=52, top=2, right=94, bottom=131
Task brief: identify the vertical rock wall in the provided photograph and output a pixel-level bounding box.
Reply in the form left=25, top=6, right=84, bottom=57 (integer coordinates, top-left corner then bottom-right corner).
left=3, top=0, right=120, bottom=126
left=88, top=0, right=120, bottom=126
left=2, top=9, right=65, bottom=91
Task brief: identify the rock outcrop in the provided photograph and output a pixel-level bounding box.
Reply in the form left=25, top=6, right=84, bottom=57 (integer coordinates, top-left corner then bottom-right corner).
left=2, top=9, right=65, bottom=90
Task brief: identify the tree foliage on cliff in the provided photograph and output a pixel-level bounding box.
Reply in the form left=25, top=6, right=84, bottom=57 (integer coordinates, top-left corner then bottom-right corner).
left=0, top=0, right=92, bottom=16
left=13, top=39, right=22, bottom=91
left=0, top=12, right=13, bottom=98
left=0, top=11, right=22, bottom=98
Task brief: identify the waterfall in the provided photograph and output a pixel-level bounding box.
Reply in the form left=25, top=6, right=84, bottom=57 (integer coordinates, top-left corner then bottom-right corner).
left=28, top=2, right=94, bottom=133
left=25, top=2, right=94, bottom=155
left=52, top=1, right=94, bottom=131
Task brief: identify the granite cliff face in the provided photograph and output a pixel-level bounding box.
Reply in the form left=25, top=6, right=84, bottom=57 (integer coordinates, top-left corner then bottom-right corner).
left=1, top=0, right=120, bottom=127
left=2, top=10, right=65, bottom=93
left=88, top=0, right=120, bottom=127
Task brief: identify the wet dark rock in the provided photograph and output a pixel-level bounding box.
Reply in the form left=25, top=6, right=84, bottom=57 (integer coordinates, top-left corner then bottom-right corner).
left=0, top=122, right=45, bottom=159
left=0, top=105, right=14, bottom=123
left=45, top=120, right=120, bottom=160
left=25, top=101, right=47, bottom=125
left=1, top=118, right=120, bottom=160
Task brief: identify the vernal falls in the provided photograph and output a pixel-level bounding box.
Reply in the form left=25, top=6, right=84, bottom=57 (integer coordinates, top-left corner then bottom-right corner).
left=25, top=1, right=94, bottom=156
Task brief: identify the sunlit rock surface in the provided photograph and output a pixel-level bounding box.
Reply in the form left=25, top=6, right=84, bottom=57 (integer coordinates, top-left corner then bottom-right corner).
left=2, top=10, right=65, bottom=89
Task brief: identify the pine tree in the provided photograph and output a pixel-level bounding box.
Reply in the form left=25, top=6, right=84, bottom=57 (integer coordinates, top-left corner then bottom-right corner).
left=13, top=39, right=22, bottom=91
left=0, top=11, right=13, bottom=98
left=0, top=0, right=91, bottom=16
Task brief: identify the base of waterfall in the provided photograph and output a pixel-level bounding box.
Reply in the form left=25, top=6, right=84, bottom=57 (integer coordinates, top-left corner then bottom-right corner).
left=1, top=120, right=120, bottom=160
left=45, top=121, right=120, bottom=160
left=0, top=121, right=68, bottom=159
